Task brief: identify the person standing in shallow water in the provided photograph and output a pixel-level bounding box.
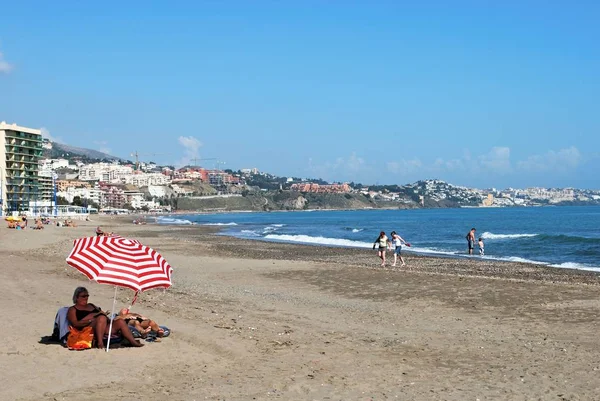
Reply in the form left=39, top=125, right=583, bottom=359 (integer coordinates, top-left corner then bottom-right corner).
left=373, top=231, right=390, bottom=267
left=466, top=228, right=476, bottom=255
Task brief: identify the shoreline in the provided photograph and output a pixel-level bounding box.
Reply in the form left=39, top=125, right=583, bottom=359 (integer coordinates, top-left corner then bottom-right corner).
left=143, top=213, right=600, bottom=282
left=4, top=215, right=600, bottom=400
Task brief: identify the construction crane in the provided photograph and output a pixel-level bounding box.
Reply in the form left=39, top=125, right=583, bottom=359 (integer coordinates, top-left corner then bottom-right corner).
left=189, top=157, right=216, bottom=168
left=131, top=151, right=172, bottom=171
left=215, top=160, right=227, bottom=171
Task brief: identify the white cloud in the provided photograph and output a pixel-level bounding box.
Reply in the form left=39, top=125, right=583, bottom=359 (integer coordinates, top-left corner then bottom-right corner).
left=307, top=152, right=369, bottom=181
left=0, top=51, right=13, bottom=74
left=333, top=152, right=365, bottom=171
left=517, top=146, right=581, bottom=173
left=432, top=157, right=464, bottom=171
left=386, top=158, right=423, bottom=174
left=93, top=140, right=111, bottom=155
left=40, top=127, right=63, bottom=143
left=478, top=146, right=512, bottom=173
left=177, top=136, right=203, bottom=167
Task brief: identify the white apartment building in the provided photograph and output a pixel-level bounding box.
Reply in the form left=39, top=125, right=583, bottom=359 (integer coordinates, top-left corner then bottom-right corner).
left=122, top=172, right=171, bottom=186
left=39, top=158, right=72, bottom=170
left=524, top=187, right=575, bottom=203
left=123, top=190, right=145, bottom=209
left=57, top=186, right=102, bottom=205
left=0, top=122, right=44, bottom=214
left=79, top=163, right=133, bottom=182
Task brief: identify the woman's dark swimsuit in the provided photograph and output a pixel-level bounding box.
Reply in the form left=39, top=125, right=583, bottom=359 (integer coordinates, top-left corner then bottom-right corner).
left=74, top=304, right=103, bottom=321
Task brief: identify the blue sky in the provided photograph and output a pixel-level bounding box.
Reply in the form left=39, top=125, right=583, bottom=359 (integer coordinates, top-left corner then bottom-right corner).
left=1, top=1, right=599, bottom=189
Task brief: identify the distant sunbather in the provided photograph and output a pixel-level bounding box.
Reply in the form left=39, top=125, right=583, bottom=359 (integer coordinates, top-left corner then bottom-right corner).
left=117, top=308, right=165, bottom=338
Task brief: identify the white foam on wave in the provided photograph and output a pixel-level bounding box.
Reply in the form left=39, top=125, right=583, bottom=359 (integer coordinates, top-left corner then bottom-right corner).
left=240, top=229, right=260, bottom=237
left=496, top=256, right=547, bottom=265
left=550, top=262, right=600, bottom=272
left=407, top=246, right=458, bottom=256
left=264, top=234, right=372, bottom=248
left=262, top=225, right=282, bottom=233
left=201, top=222, right=238, bottom=226
left=156, top=217, right=193, bottom=225
left=352, top=228, right=363, bottom=233
left=481, top=232, right=538, bottom=240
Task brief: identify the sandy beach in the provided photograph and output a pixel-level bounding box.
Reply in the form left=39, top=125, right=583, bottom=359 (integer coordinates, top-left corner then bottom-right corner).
left=2, top=215, right=600, bottom=401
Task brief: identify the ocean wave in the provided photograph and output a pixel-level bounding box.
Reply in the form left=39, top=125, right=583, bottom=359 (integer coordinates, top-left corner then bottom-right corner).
left=262, top=225, right=281, bottom=233
left=481, top=232, right=538, bottom=240
left=201, top=222, right=238, bottom=226
left=495, top=256, right=547, bottom=265
left=550, top=262, right=600, bottom=272
left=272, top=224, right=285, bottom=227
left=406, top=245, right=458, bottom=256
left=537, top=234, right=600, bottom=244
left=264, top=234, right=372, bottom=248
left=156, top=217, right=193, bottom=225
left=240, top=229, right=260, bottom=237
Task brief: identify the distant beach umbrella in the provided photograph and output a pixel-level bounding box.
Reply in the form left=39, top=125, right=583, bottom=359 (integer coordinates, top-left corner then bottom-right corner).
left=66, top=235, right=173, bottom=351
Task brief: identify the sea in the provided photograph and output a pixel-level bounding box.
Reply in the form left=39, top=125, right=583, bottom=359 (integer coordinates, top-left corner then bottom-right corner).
left=156, top=206, right=600, bottom=272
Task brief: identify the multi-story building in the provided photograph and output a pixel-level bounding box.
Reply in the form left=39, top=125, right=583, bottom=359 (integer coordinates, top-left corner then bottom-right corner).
left=79, top=162, right=133, bottom=182
left=38, top=170, right=55, bottom=203
left=99, top=183, right=126, bottom=209
left=123, top=172, right=171, bottom=186
left=57, top=183, right=101, bottom=205
left=0, top=122, right=44, bottom=214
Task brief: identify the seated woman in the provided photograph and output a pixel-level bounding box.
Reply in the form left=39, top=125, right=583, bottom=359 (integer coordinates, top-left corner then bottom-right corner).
left=95, top=226, right=105, bottom=236
left=67, top=287, right=143, bottom=349
left=117, top=308, right=165, bottom=338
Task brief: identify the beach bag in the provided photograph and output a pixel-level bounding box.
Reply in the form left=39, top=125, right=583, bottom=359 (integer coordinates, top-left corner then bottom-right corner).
left=66, top=325, right=94, bottom=350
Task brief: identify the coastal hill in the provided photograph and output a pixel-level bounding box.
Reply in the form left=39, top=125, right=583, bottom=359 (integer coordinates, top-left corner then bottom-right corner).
left=41, top=140, right=600, bottom=212
left=46, top=142, right=122, bottom=162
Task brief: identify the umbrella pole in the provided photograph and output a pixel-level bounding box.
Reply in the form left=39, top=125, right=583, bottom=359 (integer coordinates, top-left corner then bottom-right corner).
left=106, top=286, right=118, bottom=352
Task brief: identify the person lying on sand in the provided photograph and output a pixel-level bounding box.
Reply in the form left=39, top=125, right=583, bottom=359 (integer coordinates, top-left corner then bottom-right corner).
left=116, top=308, right=164, bottom=338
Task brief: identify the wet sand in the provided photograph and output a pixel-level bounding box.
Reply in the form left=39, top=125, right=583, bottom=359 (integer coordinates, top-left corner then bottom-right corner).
left=2, top=216, right=600, bottom=400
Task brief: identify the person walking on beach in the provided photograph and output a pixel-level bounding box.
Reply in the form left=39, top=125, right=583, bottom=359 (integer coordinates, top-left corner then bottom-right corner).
left=478, top=237, right=485, bottom=256
left=466, top=228, right=476, bottom=255
left=390, top=231, right=408, bottom=267
left=373, top=231, right=390, bottom=267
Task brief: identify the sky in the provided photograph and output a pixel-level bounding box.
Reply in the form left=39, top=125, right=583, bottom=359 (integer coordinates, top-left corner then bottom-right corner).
left=1, top=1, right=599, bottom=189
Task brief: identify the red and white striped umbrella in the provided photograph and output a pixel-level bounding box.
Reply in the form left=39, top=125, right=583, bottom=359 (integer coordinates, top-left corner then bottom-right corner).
left=66, top=235, right=173, bottom=292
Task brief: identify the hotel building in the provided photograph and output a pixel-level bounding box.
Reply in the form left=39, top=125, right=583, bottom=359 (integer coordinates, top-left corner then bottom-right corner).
left=0, top=122, right=44, bottom=214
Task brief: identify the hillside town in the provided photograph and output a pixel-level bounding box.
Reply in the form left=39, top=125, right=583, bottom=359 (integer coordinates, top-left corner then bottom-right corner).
left=1, top=122, right=599, bottom=217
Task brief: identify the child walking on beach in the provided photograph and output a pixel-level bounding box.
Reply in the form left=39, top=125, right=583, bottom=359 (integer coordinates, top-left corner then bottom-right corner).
left=372, top=231, right=390, bottom=267
left=478, top=237, right=485, bottom=256
left=390, top=231, right=408, bottom=267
